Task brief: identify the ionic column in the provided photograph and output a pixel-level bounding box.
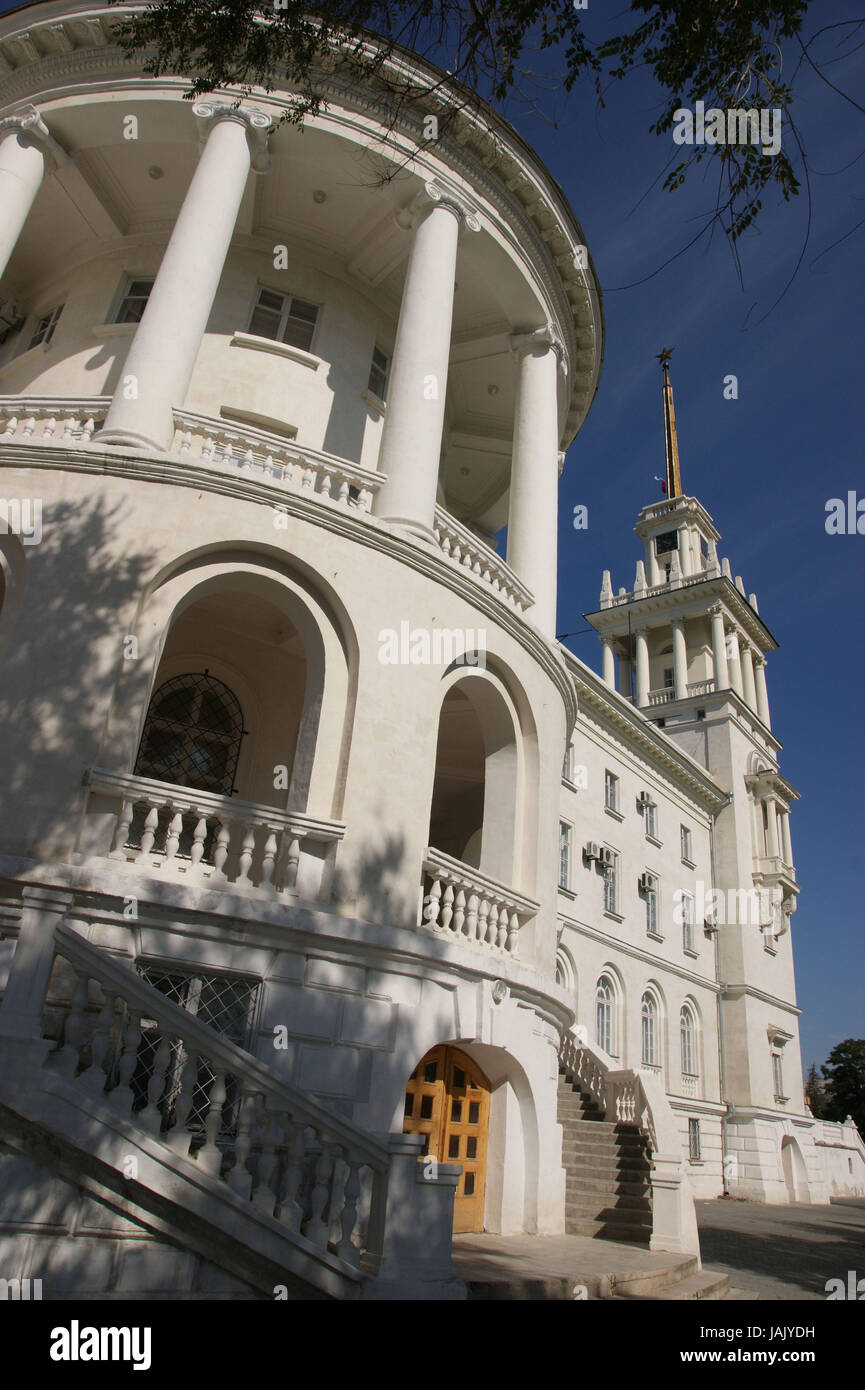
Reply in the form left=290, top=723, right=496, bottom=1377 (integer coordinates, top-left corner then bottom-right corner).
left=506, top=326, right=565, bottom=636
left=374, top=183, right=479, bottom=539
left=634, top=627, right=650, bottom=708
left=710, top=605, right=729, bottom=691
left=754, top=656, right=771, bottom=728
left=741, top=644, right=757, bottom=711
left=780, top=809, right=793, bottom=865
left=727, top=627, right=743, bottom=697
left=0, top=106, right=67, bottom=279
left=671, top=617, right=688, bottom=701
left=602, top=637, right=616, bottom=689
left=99, top=102, right=272, bottom=454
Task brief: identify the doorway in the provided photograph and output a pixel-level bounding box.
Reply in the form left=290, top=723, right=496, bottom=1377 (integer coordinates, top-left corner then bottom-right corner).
left=402, top=1045, right=491, bottom=1232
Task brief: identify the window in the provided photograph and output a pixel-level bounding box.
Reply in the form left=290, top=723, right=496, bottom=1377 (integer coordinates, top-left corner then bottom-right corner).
left=641, top=992, right=658, bottom=1066
left=114, top=278, right=154, bottom=324
left=368, top=345, right=389, bottom=400
left=248, top=287, right=319, bottom=352
left=680, top=1004, right=697, bottom=1076
left=562, top=744, right=573, bottom=782
left=681, top=891, right=695, bottom=952
left=134, top=672, right=244, bottom=797
left=663, top=667, right=674, bottom=689
left=655, top=530, right=678, bottom=556
left=559, top=822, right=572, bottom=890
left=595, top=976, right=614, bottom=1055
left=604, top=770, right=619, bottom=813
left=644, top=875, right=658, bottom=936
left=680, top=824, right=693, bottom=863
left=772, top=1051, right=784, bottom=1098
left=27, top=303, right=64, bottom=350
left=645, top=801, right=658, bottom=839
left=688, top=1117, right=701, bottom=1162
left=603, top=850, right=618, bottom=915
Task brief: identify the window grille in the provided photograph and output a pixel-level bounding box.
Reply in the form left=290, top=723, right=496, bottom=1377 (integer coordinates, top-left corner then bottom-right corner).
left=134, top=672, right=244, bottom=797
left=128, top=966, right=260, bottom=1144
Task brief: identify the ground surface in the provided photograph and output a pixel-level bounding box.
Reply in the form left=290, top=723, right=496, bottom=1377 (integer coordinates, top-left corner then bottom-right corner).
left=694, top=1196, right=865, bottom=1301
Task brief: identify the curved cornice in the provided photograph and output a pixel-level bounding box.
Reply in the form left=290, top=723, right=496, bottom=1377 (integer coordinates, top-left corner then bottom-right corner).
left=0, top=2, right=602, bottom=447
left=2, top=438, right=579, bottom=727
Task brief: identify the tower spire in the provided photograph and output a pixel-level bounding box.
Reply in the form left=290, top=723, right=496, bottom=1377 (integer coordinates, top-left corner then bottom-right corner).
left=657, top=347, right=682, bottom=500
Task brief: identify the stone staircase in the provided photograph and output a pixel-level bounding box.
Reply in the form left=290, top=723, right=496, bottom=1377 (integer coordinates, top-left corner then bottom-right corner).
left=558, top=1066, right=654, bottom=1245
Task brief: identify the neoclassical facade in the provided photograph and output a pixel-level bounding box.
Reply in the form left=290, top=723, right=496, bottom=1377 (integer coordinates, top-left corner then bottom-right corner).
left=0, top=0, right=861, bottom=1301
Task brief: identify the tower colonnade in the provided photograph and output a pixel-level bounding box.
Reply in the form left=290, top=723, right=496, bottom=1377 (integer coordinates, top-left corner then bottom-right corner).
left=0, top=95, right=573, bottom=637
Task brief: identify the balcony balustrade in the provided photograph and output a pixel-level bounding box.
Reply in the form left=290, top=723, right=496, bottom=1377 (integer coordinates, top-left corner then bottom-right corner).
left=432, top=507, right=533, bottom=613
left=419, top=847, right=538, bottom=956
left=84, top=768, right=344, bottom=902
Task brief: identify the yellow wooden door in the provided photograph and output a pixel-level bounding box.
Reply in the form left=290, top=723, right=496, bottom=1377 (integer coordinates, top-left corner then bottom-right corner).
left=403, top=1045, right=490, bottom=1233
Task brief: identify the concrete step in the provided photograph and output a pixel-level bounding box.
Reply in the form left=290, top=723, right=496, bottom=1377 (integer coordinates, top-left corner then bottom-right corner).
left=565, top=1193, right=651, bottom=1215
left=564, top=1218, right=652, bottom=1244
left=563, top=1176, right=651, bottom=1197
left=617, top=1270, right=730, bottom=1301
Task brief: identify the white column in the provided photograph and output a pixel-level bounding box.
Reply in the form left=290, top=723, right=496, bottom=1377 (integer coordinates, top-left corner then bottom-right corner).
left=602, top=637, right=615, bottom=689
left=727, top=628, right=743, bottom=697
left=754, top=657, right=771, bottom=727
left=635, top=628, right=650, bottom=708
left=780, top=809, right=793, bottom=865
left=374, top=183, right=479, bottom=539
left=765, top=798, right=780, bottom=859
left=0, top=107, right=67, bottom=280
left=671, top=617, right=688, bottom=700
left=710, top=606, right=729, bottom=691
left=741, top=644, right=757, bottom=711
left=99, top=103, right=271, bottom=454
left=505, top=326, right=565, bottom=636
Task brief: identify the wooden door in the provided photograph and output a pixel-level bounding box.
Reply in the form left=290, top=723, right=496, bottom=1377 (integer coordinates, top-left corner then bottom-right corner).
left=402, top=1045, right=490, bottom=1233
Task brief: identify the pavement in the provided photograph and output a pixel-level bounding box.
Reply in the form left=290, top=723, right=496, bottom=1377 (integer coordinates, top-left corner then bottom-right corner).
left=694, top=1196, right=865, bottom=1300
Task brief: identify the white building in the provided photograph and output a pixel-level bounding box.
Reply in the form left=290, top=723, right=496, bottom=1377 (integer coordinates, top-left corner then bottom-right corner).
left=0, top=0, right=861, bottom=1301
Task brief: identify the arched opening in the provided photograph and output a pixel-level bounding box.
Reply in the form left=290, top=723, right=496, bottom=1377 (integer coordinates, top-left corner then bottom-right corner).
left=402, top=1045, right=491, bottom=1233
left=781, top=1135, right=810, bottom=1203
left=595, top=974, right=617, bottom=1057
left=135, top=671, right=245, bottom=797
left=426, top=675, right=518, bottom=885
left=680, top=1001, right=699, bottom=1083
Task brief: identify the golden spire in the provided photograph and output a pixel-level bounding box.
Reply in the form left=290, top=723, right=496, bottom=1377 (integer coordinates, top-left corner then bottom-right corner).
left=657, top=347, right=682, bottom=499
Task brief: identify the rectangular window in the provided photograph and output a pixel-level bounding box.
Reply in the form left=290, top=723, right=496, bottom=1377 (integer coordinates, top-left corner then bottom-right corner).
left=680, top=824, right=693, bottom=862
left=663, top=667, right=674, bottom=689
left=249, top=287, right=319, bottom=352
left=645, top=802, right=657, bottom=839
left=559, top=822, right=572, bottom=890
left=655, top=529, right=678, bottom=556
left=772, top=1051, right=784, bottom=1098
left=603, top=851, right=618, bottom=915
left=562, top=744, right=572, bottom=782
left=114, top=278, right=154, bottom=324
left=688, top=1117, right=701, bottom=1162
left=27, top=304, right=64, bottom=351
left=368, top=345, right=389, bottom=400
left=682, top=891, right=695, bottom=951
left=604, top=770, right=619, bottom=813
left=645, top=880, right=658, bottom=936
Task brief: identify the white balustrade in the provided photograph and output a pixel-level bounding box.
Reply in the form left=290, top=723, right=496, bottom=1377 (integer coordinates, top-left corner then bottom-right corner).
left=47, top=921, right=387, bottom=1269
left=0, top=395, right=109, bottom=444
left=85, top=767, right=344, bottom=898
left=432, top=507, right=533, bottom=613
left=419, top=847, right=538, bottom=956
left=687, top=679, right=716, bottom=697
left=647, top=687, right=675, bottom=707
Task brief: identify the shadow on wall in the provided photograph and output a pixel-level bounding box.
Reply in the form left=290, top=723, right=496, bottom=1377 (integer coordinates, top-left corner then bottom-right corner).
left=331, top=815, right=417, bottom=933
left=0, top=495, right=158, bottom=861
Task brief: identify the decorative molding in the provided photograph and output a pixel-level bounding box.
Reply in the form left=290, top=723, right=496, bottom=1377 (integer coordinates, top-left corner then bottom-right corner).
left=0, top=101, right=69, bottom=170
left=193, top=98, right=273, bottom=173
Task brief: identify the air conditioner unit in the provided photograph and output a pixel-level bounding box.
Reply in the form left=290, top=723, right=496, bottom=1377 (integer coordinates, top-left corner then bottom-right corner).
left=600, top=848, right=615, bottom=867
left=584, top=842, right=601, bottom=861
left=638, top=873, right=655, bottom=893
left=637, top=792, right=653, bottom=808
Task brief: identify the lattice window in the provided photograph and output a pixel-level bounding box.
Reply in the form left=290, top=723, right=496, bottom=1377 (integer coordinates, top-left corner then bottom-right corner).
left=134, top=671, right=244, bottom=796
left=129, top=965, right=260, bottom=1143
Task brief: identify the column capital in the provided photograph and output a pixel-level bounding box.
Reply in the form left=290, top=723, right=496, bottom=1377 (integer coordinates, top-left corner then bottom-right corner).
left=509, top=324, right=568, bottom=375
left=193, top=100, right=273, bottom=172
left=753, top=653, right=766, bottom=669
left=395, top=180, right=481, bottom=233
left=0, top=104, right=69, bottom=171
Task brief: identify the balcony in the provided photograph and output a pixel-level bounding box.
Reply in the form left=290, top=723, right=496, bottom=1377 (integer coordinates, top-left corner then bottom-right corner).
left=83, top=768, right=345, bottom=902
left=419, top=847, right=538, bottom=957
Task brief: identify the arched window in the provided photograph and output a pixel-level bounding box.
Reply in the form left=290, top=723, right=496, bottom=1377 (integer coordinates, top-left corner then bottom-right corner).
left=595, top=976, right=615, bottom=1055
left=680, top=1003, right=697, bottom=1076
left=135, top=672, right=244, bottom=796
left=641, top=991, right=658, bottom=1066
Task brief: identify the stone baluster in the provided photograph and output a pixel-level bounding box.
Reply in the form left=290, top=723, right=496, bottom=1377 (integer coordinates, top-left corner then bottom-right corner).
left=163, top=808, right=183, bottom=863
left=440, top=883, right=454, bottom=932
left=477, top=898, right=489, bottom=944
left=279, top=1122, right=307, bottom=1233
left=198, top=1069, right=227, bottom=1175
left=507, top=911, right=519, bottom=954
left=140, top=1032, right=173, bottom=1135
left=227, top=1086, right=257, bottom=1199
left=211, top=822, right=231, bottom=879
left=110, top=1003, right=141, bottom=1115
left=189, top=814, right=208, bottom=869
left=110, top=800, right=134, bottom=858
left=136, top=802, right=159, bottom=861
left=252, top=1106, right=280, bottom=1213
left=235, top=822, right=256, bottom=885
left=336, top=1158, right=363, bottom=1266
left=80, top=984, right=114, bottom=1094
left=260, top=827, right=279, bottom=888
left=304, top=1144, right=334, bottom=1247
left=424, top=878, right=441, bottom=927
left=57, top=972, right=90, bottom=1075
left=453, top=889, right=466, bottom=936
left=283, top=835, right=301, bottom=889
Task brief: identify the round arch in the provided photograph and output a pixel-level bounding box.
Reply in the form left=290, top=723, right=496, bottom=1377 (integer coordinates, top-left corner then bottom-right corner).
left=781, top=1134, right=810, bottom=1203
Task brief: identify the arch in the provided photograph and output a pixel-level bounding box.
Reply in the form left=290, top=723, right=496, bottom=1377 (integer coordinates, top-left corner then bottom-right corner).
left=555, top=944, right=576, bottom=995
left=781, top=1135, right=810, bottom=1203
left=595, top=971, right=620, bottom=1059
left=641, top=982, right=666, bottom=1071
left=427, top=668, right=521, bottom=887
left=98, top=547, right=356, bottom=821
left=679, top=999, right=699, bottom=1079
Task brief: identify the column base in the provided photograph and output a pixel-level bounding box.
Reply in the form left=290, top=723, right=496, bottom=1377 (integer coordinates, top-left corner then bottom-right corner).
left=377, top=514, right=439, bottom=547
left=93, top=426, right=171, bottom=455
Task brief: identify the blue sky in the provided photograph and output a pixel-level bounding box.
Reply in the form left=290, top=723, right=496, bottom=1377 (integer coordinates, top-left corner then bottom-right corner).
left=498, top=6, right=864, bottom=1070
